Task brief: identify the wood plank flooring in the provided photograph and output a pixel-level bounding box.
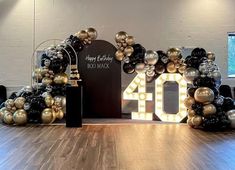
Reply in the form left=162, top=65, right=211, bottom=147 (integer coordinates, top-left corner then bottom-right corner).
left=0, top=122, right=235, bottom=170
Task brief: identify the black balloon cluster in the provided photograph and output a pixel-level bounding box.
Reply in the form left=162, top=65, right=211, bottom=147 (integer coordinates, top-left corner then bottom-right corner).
left=0, top=28, right=97, bottom=126
left=183, top=48, right=234, bottom=131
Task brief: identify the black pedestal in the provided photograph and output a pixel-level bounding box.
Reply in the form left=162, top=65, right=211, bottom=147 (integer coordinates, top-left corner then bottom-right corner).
left=66, top=86, right=83, bottom=127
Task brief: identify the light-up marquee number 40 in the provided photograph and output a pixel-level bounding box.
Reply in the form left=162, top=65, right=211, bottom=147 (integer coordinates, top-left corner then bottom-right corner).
left=123, top=73, right=188, bottom=122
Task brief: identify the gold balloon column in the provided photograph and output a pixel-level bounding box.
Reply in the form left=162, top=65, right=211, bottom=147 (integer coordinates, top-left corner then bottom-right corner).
left=0, top=28, right=97, bottom=126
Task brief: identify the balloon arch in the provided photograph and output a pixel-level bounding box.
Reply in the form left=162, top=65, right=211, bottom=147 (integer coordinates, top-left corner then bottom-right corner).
left=0, top=29, right=234, bottom=131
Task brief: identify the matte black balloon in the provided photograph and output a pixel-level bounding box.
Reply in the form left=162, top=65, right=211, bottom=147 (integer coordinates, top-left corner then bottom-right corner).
left=191, top=48, right=207, bottom=59
left=123, top=63, right=135, bottom=74
left=187, top=87, right=197, bottom=98
left=155, top=61, right=166, bottom=74
left=28, top=109, right=42, bottom=123
left=202, top=116, right=220, bottom=131
left=222, top=97, right=235, bottom=112
left=193, top=76, right=216, bottom=88
left=191, top=103, right=204, bottom=116
left=185, top=56, right=202, bottom=69
left=211, top=87, right=219, bottom=97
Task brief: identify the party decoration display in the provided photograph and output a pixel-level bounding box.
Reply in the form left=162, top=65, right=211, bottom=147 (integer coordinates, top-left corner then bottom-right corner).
left=115, top=31, right=234, bottom=130
left=0, top=28, right=97, bottom=126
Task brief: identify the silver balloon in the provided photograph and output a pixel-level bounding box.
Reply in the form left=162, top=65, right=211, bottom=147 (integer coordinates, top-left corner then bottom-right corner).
left=135, top=63, right=146, bottom=74
left=214, top=95, right=224, bottom=106
left=144, top=50, right=158, bottom=65
left=183, top=67, right=200, bottom=84
left=199, top=62, right=209, bottom=74
left=212, top=70, right=221, bottom=81
left=227, top=110, right=235, bottom=128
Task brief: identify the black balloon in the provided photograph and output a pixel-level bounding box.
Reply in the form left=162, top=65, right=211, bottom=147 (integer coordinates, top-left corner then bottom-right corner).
left=123, top=63, right=135, bottom=74
left=191, top=48, right=207, bottom=59
left=187, top=87, right=197, bottom=98
left=8, top=92, right=18, bottom=100
left=191, top=103, right=204, bottom=116
left=155, top=61, right=165, bottom=74
left=222, top=97, right=234, bottom=112
left=193, top=76, right=216, bottom=88
left=28, top=109, right=42, bottom=123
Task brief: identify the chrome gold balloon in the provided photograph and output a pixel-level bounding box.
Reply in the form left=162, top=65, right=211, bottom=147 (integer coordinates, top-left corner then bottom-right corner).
left=3, top=111, right=14, bottom=125
left=55, top=110, right=64, bottom=120
left=14, top=97, right=26, bottom=109
left=167, top=48, right=182, bottom=62
left=41, top=108, right=56, bottom=124
left=13, top=109, right=27, bottom=125
left=192, top=115, right=203, bottom=126
left=115, top=31, right=128, bottom=43
left=207, top=52, right=215, bottom=61
left=42, top=77, right=53, bottom=85
left=184, top=97, right=195, bottom=109
left=194, top=87, right=214, bottom=104
left=45, top=95, right=54, bottom=107
left=178, top=65, right=186, bottom=73
left=124, top=46, right=134, bottom=57
left=203, top=104, right=216, bottom=116
left=0, top=107, right=7, bottom=120
left=166, top=62, right=177, bottom=73
left=77, top=30, right=88, bottom=40
left=115, top=50, right=124, bottom=61
left=188, top=109, right=196, bottom=118
left=53, top=73, right=68, bottom=84
left=86, top=27, right=97, bottom=40
left=125, top=36, right=135, bottom=46
left=5, top=99, right=14, bottom=110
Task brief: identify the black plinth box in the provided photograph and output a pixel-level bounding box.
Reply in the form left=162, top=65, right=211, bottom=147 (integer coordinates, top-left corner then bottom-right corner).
left=66, top=86, right=83, bottom=127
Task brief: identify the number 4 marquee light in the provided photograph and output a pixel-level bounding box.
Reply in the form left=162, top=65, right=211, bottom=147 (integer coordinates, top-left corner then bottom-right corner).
left=123, top=73, right=188, bottom=122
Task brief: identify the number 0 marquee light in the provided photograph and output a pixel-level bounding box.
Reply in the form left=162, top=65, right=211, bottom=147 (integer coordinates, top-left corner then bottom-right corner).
left=123, top=73, right=188, bottom=122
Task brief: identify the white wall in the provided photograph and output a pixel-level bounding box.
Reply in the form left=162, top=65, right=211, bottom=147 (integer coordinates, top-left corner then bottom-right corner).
left=0, top=0, right=235, bottom=91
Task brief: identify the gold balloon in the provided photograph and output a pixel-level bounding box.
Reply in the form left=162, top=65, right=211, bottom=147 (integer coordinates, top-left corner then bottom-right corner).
left=178, top=65, right=186, bottom=73
left=13, top=109, right=27, bottom=125
left=203, top=104, right=216, bottom=116
left=125, top=36, right=135, bottom=46
left=0, top=107, right=7, bottom=120
left=54, top=96, right=66, bottom=108
left=166, top=62, right=177, bottom=73
left=32, top=68, right=42, bottom=81
left=45, top=96, right=54, bottom=107
left=41, top=108, right=56, bottom=124
left=187, top=118, right=194, bottom=127
left=42, top=77, right=53, bottom=85
left=115, top=50, right=124, bottom=61
left=3, top=111, right=14, bottom=125
left=207, top=52, right=215, bottom=61
left=115, top=31, right=128, bottom=43
left=5, top=99, right=14, bottom=108
left=41, top=67, right=49, bottom=76
left=124, top=46, right=134, bottom=57
left=14, top=97, right=26, bottom=109
left=192, top=115, right=203, bottom=126
left=77, top=30, right=88, bottom=40
left=53, top=73, right=68, bottom=84
left=188, top=109, right=196, bottom=118
left=194, top=87, right=214, bottom=104
left=55, top=110, right=64, bottom=120
left=167, top=48, right=182, bottom=62
left=86, top=27, right=97, bottom=40
left=184, top=97, right=195, bottom=109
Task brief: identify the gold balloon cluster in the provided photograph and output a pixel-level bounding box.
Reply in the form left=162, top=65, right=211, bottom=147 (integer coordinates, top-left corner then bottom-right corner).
left=75, top=27, right=98, bottom=45
left=185, top=87, right=216, bottom=128
left=166, top=48, right=186, bottom=74
left=0, top=98, right=27, bottom=125
left=41, top=95, right=66, bottom=124
left=114, top=31, right=135, bottom=61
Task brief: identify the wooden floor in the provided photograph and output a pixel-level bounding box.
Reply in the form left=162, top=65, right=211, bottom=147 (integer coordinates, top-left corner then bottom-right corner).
left=1, top=122, right=235, bottom=170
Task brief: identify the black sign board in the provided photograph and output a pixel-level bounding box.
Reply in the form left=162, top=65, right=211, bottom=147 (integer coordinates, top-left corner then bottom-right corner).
left=78, top=40, right=121, bottom=118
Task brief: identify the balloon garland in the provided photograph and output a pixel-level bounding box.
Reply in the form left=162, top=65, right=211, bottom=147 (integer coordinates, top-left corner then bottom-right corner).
left=0, top=28, right=97, bottom=126
left=115, top=31, right=235, bottom=131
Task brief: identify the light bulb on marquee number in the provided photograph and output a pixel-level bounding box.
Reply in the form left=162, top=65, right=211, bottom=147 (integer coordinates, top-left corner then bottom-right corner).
left=123, top=72, right=153, bottom=120
left=123, top=73, right=188, bottom=122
